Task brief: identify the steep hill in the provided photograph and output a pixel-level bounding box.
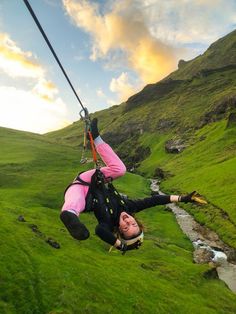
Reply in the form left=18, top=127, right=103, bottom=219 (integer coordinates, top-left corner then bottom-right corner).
left=2, top=127, right=236, bottom=313
left=167, top=29, right=236, bottom=80
left=46, top=30, right=236, bottom=248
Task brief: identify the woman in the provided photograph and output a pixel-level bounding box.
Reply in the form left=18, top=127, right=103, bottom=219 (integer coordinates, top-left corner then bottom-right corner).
left=60, top=118, right=199, bottom=253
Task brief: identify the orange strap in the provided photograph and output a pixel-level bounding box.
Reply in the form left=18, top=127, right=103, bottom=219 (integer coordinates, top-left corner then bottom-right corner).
left=88, top=130, right=98, bottom=164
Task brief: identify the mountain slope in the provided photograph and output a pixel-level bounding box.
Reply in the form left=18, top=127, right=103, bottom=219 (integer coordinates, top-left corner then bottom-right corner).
left=167, top=29, right=236, bottom=80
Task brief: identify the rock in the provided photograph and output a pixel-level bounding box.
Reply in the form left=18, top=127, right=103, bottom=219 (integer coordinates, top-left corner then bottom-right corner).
left=29, top=224, right=43, bottom=237
left=193, top=248, right=214, bottom=264
left=153, top=167, right=173, bottom=180
left=200, top=96, right=236, bottom=127
left=117, top=144, right=151, bottom=170
left=165, top=139, right=186, bottom=153
left=154, top=167, right=165, bottom=179
left=193, top=225, right=220, bottom=242
left=212, top=251, right=227, bottom=265
left=226, top=249, right=236, bottom=264
left=129, top=166, right=135, bottom=172
left=17, top=215, right=26, bottom=222
left=199, top=135, right=206, bottom=141
left=29, top=224, right=39, bottom=232
left=103, top=122, right=143, bottom=147
left=226, top=112, right=236, bottom=128
left=134, top=146, right=151, bottom=162
left=178, top=59, right=187, bottom=69
left=203, top=267, right=219, bottom=279
left=46, top=238, right=60, bottom=249
left=156, top=119, right=176, bottom=131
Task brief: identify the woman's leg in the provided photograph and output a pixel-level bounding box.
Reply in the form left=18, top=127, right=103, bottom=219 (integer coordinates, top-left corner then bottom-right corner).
left=80, top=137, right=126, bottom=183
left=61, top=183, right=88, bottom=216
left=60, top=184, right=90, bottom=240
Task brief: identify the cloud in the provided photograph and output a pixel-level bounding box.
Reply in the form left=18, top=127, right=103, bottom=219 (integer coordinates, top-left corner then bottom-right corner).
left=110, top=72, right=136, bottom=102
left=33, top=78, right=58, bottom=101
left=0, top=33, right=71, bottom=133
left=63, top=0, right=177, bottom=85
left=144, top=0, right=236, bottom=48
left=0, top=33, right=45, bottom=78
left=43, top=0, right=60, bottom=7
left=63, top=0, right=236, bottom=82
left=0, top=32, right=60, bottom=101
left=96, top=88, right=105, bottom=98
left=0, top=86, right=70, bottom=134
left=74, top=54, right=85, bottom=62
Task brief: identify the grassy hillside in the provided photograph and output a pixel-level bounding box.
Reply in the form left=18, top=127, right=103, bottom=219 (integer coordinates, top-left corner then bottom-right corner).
left=167, top=29, right=236, bottom=80
left=1, top=127, right=236, bottom=313
left=138, top=120, right=236, bottom=247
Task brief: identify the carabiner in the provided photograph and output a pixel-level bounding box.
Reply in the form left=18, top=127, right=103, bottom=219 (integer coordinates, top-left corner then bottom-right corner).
left=79, top=107, right=89, bottom=121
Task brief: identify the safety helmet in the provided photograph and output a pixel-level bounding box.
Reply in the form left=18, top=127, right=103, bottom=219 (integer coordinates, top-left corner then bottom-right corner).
left=120, top=231, right=144, bottom=253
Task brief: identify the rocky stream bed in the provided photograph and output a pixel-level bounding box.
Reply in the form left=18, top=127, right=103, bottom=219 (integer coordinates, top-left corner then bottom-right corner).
left=150, top=179, right=236, bottom=293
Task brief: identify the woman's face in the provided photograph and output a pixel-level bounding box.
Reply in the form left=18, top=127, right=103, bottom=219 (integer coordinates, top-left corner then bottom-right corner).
left=119, top=212, right=141, bottom=239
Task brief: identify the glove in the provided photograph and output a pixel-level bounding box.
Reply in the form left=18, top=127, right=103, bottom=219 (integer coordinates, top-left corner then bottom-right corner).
left=179, top=191, right=196, bottom=203
left=117, top=240, right=143, bottom=255
left=179, top=191, right=207, bottom=204
left=117, top=241, right=128, bottom=255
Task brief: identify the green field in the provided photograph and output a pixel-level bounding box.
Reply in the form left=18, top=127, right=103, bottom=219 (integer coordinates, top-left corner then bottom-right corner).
left=1, top=127, right=236, bottom=314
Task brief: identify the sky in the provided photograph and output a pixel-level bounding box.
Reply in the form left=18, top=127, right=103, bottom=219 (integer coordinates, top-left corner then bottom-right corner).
left=0, top=0, right=235, bottom=134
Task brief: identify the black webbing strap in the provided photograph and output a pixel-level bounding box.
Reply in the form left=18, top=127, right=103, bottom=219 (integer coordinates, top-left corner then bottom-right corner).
left=108, top=183, right=128, bottom=210
left=64, top=174, right=90, bottom=196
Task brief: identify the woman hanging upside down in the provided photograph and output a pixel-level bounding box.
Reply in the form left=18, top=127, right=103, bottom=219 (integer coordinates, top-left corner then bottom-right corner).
left=60, top=118, right=203, bottom=254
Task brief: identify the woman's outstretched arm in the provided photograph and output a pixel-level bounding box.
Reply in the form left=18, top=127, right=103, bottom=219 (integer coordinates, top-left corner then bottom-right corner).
left=125, top=191, right=204, bottom=213
left=125, top=194, right=172, bottom=213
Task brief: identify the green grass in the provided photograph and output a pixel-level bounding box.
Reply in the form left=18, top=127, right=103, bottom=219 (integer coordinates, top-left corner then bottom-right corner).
left=1, top=127, right=236, bottom=313
left=138, top=120, right=236, bottom=247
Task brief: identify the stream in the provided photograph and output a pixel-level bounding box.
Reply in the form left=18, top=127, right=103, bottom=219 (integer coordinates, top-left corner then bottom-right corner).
left=150, top=179, right=236, bottom=293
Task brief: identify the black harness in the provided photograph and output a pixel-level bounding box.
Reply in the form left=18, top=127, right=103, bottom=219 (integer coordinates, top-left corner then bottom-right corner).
left=64, top=169, right=128, bottom=215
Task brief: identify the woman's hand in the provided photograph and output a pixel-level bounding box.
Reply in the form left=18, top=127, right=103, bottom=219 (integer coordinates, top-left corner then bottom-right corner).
left=114, top=238, right=122, bottom=248
left=179, top=191, right=196, bottom=203
left=114, top=239, right=128, bottom=254
left=179, top=191, right=207, bottom=204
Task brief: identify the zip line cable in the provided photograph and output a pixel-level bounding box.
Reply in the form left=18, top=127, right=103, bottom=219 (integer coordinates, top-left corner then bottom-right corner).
left=22, top=0, right=100, bottom=166
left=22, top=0, right=86, bottom=112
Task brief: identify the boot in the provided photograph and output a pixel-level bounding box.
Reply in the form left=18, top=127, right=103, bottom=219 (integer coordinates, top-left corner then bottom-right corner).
left=60, top=211, right=90, bottom=240
left=88, top=118, right=99, bottom=140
